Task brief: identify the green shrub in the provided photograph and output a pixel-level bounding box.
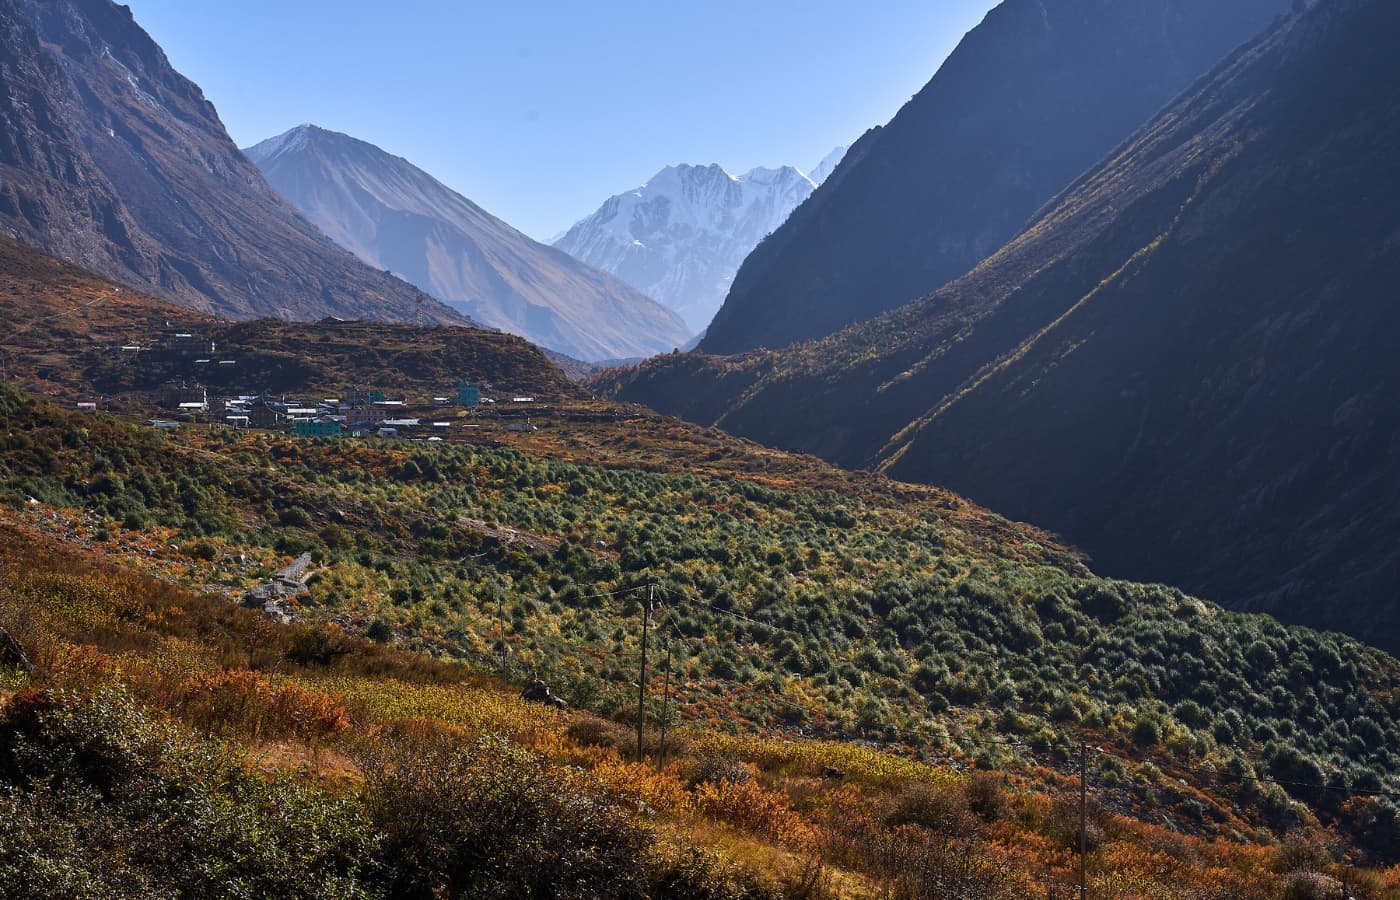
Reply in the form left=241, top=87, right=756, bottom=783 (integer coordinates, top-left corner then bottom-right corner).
left=0, top=689, right=374, bottom=899
left=358, top=734, right=650, bottom=899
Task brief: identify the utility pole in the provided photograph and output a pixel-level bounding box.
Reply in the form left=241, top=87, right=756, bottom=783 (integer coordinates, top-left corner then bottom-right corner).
left=657, top=637, right=673, bottom=770
left=1079, top=741, right=1088, bottom=900
left=636, top=586, right=651, bottom=761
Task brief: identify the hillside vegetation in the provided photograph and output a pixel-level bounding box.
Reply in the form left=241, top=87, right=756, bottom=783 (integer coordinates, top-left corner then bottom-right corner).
left=7, top=517, right=1400, bottom=897
left=0, top=235, right=580, bottom=400
left=3, top=382, right=1400, bottom=889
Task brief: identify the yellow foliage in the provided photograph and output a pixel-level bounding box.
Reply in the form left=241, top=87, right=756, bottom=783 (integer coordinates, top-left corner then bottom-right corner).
left=687, top=729, right=956, bottom=786
left=691, top=776, right=815, bottom=848
left=48, top=642, right=122, bottom=687
left=590, top=759, right=691, bottom=817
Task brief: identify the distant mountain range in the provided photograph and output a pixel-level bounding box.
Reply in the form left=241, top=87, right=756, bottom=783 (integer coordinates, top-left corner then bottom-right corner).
left=700, top=0, right=1290, bottom=354
left=0, top=0, right=465, bottom=325
left=605, top=0, right=1400, bottom=652
left=553, top=150, right=845, bottom=333
left=245, top=125, right=689, bottom=362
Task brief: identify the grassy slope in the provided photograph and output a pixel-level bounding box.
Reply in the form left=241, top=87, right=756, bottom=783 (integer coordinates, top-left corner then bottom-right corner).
left=3, top=517, right=1399, bottom=898
left=3, top=382, right=1400, bottom=880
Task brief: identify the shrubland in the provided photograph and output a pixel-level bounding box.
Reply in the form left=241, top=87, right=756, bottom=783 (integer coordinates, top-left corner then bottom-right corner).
left=3, top=380, right=1400, bottom=894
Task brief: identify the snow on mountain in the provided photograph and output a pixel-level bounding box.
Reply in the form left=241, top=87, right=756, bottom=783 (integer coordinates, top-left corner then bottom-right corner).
left=553, top=151, right=844, bottom=334
left=244, top=125, right=689, bottom=362
left=806, top=146, right=848, bottom=186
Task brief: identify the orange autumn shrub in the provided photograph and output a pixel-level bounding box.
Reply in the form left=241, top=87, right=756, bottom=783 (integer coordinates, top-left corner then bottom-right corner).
left=269, top=678, right=351, bottom=742
left=47, top=643, right=122, bottom=688
left=177, top=668, right=273, bottom=736
left=692, top=775, right=815, bottom=847
left=591, top=758, right=690, bottom=816
left=175, top=668, right=349, bottom=742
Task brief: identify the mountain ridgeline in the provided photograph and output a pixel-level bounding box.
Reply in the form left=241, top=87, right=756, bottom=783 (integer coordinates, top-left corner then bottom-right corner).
left=607, top=0, right=1400, bottom=652
left=245, top=125, right=689, bottom=362
left=0, top=0, right=465, bottom=325
left=0, top=233, right=580, bottom=400
left=700, top=0, right=1291, bottom=355
left=553, top=153, right=843, bottom=335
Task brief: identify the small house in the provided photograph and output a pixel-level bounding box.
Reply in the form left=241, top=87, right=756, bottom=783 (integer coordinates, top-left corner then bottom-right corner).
left=249, top=402, right=281, bottom=429
left=295, top=421, right=344, bottom=438
left=163, top=382, right=207, bottom=410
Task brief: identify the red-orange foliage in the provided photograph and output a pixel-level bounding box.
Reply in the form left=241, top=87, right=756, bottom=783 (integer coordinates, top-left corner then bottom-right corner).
left=176, top=669, right=349, bottom=742
left=692, top=775, right=815, bottom=848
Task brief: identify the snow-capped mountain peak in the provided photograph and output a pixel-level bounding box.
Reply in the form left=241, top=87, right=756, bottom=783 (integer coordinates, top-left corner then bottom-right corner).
left=243, top=125, right=690, bottom=361
left=244, top=124, right=318, bottom=165
left=554, top=152, right=841, bottom=333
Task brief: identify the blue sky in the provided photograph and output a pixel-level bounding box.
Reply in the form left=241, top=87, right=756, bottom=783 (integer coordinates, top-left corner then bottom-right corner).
left=123, top=1, right=995, bottom=240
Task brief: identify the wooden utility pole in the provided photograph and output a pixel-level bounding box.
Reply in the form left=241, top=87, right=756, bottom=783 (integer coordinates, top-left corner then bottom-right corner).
left=657, top=638, right=673, bottom=770
left=636, top=586, right=651, bottom=761
left=1079, top=741, right=1088, bottom=900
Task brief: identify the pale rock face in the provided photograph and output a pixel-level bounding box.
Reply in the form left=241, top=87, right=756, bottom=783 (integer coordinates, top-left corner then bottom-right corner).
left=246, top=125, right=689, bottom=362
left=554, top=149, right=845, bottom=334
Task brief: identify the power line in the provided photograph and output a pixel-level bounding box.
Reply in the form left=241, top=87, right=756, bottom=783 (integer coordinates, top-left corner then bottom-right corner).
left=570, top=582, right=657, bottom=603
left=636, top=585, right=652, bottom=760
left=1157, top=756, right=1400, bottom=803
left=496, top=591, right=1022, bottom=753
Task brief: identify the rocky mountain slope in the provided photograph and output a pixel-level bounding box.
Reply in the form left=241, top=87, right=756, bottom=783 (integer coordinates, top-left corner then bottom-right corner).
left=553, top=152, right=843, bottom=334
left=699, top=0, right=1290, bottom=354
left=607, top=0, right=1400, bottom=652
left=0, top=0, right=464, bottom=324
left=879, top=0, right=1400, bottom=649
left=246, top=125, right=688, bottom=362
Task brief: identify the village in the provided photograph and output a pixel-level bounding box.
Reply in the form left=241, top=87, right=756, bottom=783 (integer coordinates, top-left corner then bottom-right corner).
left=71, top=321, right=569, bottom=442
left=140, top=378, right=538, bottom=441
